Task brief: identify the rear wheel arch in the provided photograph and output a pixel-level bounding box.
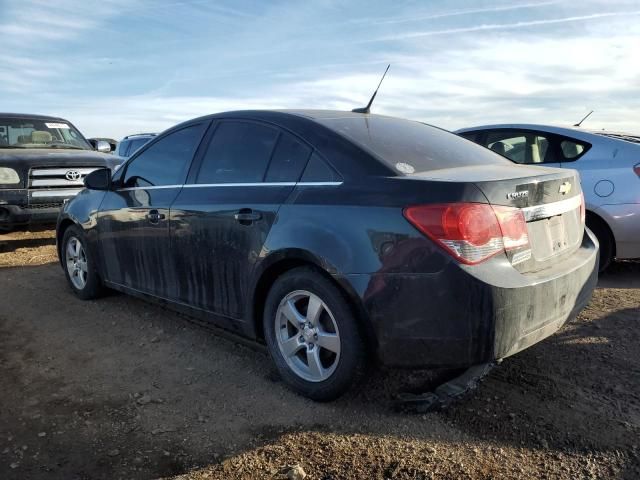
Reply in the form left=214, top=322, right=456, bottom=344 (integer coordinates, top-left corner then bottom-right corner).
left=586, top=209, right=616, bottom=270
left=251, top=255, right=375, bottom=353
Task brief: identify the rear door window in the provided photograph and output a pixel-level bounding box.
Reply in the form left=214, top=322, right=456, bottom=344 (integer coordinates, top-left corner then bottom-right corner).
left=196, top=121, right=279, bottom=184
left=265, top=132, right=312, bottom=182
left=300, top=153, right=341, bottom=182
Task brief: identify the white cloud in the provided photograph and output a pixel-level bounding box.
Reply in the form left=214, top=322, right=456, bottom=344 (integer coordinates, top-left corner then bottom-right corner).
left=370, top=10, right=640, bottom=41
left=358, top=1, right=563, bottom=25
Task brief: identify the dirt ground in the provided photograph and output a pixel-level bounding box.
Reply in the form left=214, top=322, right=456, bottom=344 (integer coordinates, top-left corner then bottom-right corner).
left=0, top=228, right=638, bottom=480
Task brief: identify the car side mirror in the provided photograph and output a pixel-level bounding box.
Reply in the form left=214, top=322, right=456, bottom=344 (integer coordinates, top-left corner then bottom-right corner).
left=84, top=168, right=112, bottom=190
left=88, top=138, right=113, bottom=153
left=96, top=140, right=112, bottom=153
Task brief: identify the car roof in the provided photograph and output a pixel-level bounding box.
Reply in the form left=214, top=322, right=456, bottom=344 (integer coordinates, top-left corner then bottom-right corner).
left=185, top=109, right=405, bottom=125
left=276, top=109, right=398, bottom=120
left=0, top=112, right=68, bottom=121
left=172, top=109, right=409, bottom=178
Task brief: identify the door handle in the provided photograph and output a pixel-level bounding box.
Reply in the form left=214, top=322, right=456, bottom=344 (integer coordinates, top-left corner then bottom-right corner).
left=234, top=209, right=262, bottom=224
left=146, top=209, right=166, bottom=224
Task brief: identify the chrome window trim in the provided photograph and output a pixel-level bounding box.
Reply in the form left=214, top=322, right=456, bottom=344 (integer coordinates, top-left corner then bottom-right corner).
left=521, top=194, right=582, bottom=222
left=296, top=181, right=343, bottom=186
left=116, top=185, right=183, bottom=192
left=182, top=182, right=296, bottom=188
left=116, top=181, right=343, bottom=191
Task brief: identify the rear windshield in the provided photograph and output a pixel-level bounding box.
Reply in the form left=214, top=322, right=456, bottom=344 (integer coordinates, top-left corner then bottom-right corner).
left=0, top=117, right=91, bottom=150
left=318, top=116, right=511, bottom=174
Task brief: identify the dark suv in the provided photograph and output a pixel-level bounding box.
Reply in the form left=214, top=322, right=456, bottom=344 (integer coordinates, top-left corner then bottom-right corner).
left=116, top=133, right=157, bottom=158
left=0, top=113, right=123, bottom=232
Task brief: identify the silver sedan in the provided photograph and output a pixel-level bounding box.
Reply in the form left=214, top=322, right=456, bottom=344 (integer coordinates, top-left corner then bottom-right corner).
left=455, top=123, right=640, bottom=271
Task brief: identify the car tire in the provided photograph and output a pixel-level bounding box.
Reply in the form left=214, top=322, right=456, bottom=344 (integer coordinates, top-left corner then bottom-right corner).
left=62, top=225, right=104, bottom=300
left=263, top=267, right=367, bottom=401
left=587, top=216, right=614, bottom=273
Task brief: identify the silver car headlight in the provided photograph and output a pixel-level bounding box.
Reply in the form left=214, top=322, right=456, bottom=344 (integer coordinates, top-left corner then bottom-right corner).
left=0, top=167, right=20, bottom=186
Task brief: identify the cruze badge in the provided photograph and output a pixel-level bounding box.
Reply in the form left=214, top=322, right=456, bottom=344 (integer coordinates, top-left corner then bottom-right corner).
left=65, top=170, right=81, bottom=181
left=506, top=191, right=529, bottom=200
left=558, top=181, right=572, bottom=195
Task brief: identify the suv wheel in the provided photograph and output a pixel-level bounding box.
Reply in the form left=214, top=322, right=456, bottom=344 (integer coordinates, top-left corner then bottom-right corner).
left=263, top=267, right=366, bottom=401
left=62, top=225, right=104, bottom=299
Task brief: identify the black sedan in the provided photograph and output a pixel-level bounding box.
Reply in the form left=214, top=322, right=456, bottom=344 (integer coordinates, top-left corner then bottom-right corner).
left=56, top=110, right=598, bottom=401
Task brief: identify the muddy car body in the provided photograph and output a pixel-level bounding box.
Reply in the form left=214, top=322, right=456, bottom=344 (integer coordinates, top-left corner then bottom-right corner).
left=56, top=110, right=598, bottom=400
left=0, top=113, right=123, bottom=231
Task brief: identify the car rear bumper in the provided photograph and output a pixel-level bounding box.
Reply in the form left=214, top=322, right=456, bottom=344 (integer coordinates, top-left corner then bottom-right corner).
left=594, top=203, right=640, bottom=259
left=0, top=188, right=81, bottom=228
left=342, top=229, right=599, bottom=368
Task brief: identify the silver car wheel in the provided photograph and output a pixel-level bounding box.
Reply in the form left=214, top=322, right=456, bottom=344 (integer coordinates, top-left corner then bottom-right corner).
left=275, top=290, right=341, bottom=383
left=65, top=236, right=88, bottom=290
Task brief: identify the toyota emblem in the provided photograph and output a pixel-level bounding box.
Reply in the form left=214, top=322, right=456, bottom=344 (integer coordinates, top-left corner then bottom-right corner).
left=65, top=170, right=81, bottom=181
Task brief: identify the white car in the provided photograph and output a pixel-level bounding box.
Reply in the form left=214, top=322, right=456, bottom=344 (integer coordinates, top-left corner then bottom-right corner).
left=456, top=124, right=640, bottom=271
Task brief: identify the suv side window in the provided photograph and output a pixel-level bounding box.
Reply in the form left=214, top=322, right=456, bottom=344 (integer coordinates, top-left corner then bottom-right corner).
left=117, top=140, right=130, bottom=157
left=485, top=130, right=557, bottom=164
left=122, top=124, right=206, bottom=188
left=265, top=132, right=312, bottom=182
left=196, top=121, right=279, bottom=184
left=126, top=138, right=150, bottom=157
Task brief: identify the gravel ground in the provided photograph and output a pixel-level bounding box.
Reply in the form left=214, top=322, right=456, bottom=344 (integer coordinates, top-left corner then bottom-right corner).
left=0, top=229, right=638, bottom=479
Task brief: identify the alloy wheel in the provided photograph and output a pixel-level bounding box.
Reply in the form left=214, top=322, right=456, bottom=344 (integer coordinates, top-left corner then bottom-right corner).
left=275, top=290, right=341, bottom=382
left=65, top=236, right=88, bottom=290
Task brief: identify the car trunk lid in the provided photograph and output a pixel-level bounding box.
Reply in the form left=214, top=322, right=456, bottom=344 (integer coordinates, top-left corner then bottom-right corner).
left=409, top=164, right=584, bottom=272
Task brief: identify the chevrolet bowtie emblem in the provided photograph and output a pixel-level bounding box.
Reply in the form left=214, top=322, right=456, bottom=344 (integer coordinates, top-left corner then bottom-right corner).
left=558, top=182, right=572, bottom=195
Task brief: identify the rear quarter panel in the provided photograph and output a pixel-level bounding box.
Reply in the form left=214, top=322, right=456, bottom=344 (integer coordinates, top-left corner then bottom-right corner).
left=567, top=138, right=640, bottom=208
left=261, top=178, right=488, bottom=276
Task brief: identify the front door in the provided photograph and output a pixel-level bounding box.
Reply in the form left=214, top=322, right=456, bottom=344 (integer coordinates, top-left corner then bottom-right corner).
left=97, top=122, right=209, bottom=296
left=170, top=120, right=312, bottom=320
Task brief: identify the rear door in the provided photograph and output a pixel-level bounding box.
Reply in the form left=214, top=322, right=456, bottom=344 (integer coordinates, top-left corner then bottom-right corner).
left=97, top=122, right=209, bottom=295
left=169, top=120, right=312, bottom=320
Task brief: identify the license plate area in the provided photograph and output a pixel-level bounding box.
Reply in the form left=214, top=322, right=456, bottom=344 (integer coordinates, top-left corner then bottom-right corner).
left=527, top=210, right=580, bottom=263
left=548, top=215, right=568, bottom=254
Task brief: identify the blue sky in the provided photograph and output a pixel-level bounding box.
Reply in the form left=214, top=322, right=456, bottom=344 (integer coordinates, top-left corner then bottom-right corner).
left=1, top=0, right=639, bottom=138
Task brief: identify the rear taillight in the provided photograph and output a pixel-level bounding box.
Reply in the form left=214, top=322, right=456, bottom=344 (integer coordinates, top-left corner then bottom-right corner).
left=403, top=203, right=530, bottom=265
left=634, top=163, right=640, bottom=178
left=579, top=192, right=586, bottom=225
